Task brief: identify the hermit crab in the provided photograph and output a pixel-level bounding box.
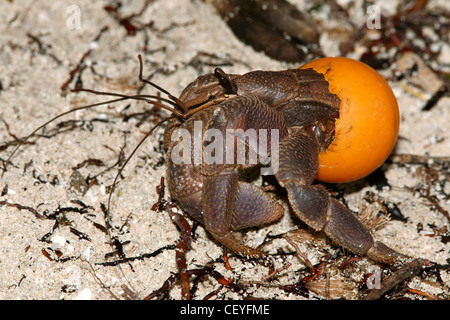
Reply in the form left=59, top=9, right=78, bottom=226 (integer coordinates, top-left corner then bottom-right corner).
left=6, top=56, right=406, bottom=265
left=163, top=57, right=403, bottom=263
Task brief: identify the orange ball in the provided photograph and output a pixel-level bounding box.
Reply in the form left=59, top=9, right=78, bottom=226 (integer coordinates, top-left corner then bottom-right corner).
left=299, top=57, right=399, bottom=183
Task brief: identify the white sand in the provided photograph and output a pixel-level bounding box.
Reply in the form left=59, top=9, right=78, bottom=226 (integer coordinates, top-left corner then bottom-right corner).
left=0, top=0, right=449, bottom=300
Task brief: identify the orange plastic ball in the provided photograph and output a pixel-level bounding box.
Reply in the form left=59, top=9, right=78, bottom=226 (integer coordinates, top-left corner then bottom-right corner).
left=299, top=57, right=399, bottom=183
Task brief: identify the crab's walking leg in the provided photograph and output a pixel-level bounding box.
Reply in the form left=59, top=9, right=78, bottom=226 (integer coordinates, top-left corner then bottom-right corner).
left=202, top=173, right=283, bottom=258
left=274, top=130, right=407, bottom=264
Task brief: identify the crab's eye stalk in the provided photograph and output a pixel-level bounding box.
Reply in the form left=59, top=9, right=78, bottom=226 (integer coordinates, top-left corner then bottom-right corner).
left=300, top=57, right=400, bottom=183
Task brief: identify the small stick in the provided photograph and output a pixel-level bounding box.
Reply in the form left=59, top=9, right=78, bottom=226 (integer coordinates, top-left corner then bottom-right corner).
left=261, top=262, right=292, bottom=281
left=152, top=177, right=192, bottom=300
left=283, top=234, right=315, bottom=272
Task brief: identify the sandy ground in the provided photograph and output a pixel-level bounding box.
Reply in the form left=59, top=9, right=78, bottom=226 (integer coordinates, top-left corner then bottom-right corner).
left=0, top=0, right=449, bottom=300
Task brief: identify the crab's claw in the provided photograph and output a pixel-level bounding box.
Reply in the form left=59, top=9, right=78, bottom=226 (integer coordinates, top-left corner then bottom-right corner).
left=274, top=130, right=408, bottom=264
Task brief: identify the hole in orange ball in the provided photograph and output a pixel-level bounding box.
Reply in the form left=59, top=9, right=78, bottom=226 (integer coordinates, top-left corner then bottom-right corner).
left=300, top=57, right=400, bottom=183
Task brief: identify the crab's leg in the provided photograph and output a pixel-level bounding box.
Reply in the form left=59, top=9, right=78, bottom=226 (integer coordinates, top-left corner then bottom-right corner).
left=274, top=130, right=407, bottom=264
left=202, top=173, right=283, bottom=258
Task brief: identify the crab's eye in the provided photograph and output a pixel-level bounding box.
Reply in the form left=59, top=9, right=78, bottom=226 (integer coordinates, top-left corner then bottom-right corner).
left=300, top=57, right=400, bottom=183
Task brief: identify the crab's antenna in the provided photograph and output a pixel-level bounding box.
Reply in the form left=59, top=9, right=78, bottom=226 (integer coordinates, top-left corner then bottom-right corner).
left=72, top=88, right=184, bottom=117
left=184, top=95, right=228, bottom=118
left=3, top=86, right=186, bottom=174
left=105, top=117, right=171, bottom=222
left=3, top=96, right=132, bottom=173
left=137, top=54, right=189, bottom=114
